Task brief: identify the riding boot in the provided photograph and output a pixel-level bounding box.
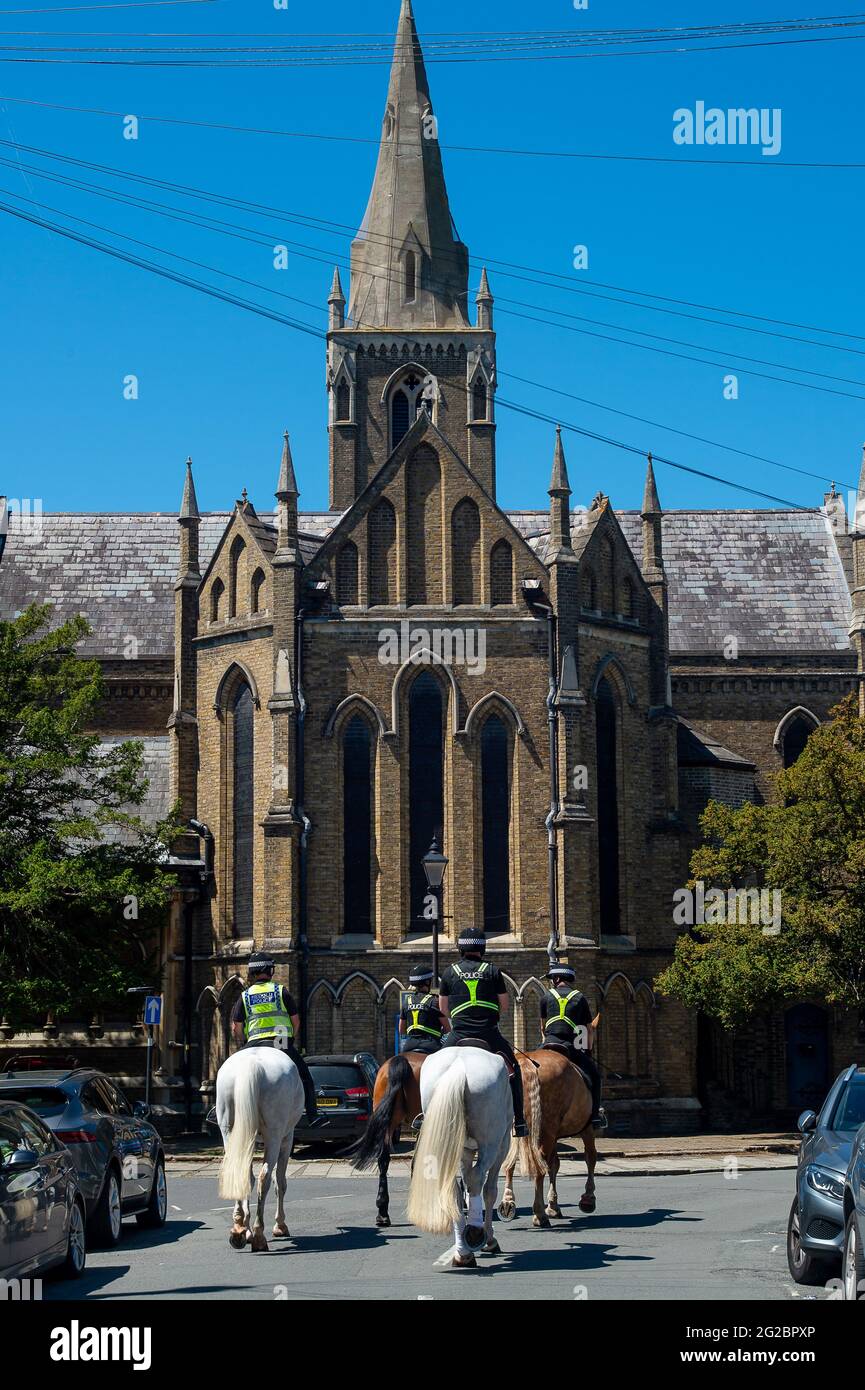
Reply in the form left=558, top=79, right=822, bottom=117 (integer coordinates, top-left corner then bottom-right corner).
left=509, top=1065, right=528, bottom=1138
left=587, top=1056, right=607, bottom=1130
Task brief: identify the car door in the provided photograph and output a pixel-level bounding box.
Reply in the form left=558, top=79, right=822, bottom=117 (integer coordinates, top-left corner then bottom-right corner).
left=109, top=1081, right=152, bottom=1201
left=17, top=1109, right=69, bottom=1259
left=0, top=1108, right=51, bottom=1274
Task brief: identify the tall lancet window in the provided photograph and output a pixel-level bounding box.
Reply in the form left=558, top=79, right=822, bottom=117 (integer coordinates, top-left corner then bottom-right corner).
left=232, top=684, right=255, bottom=937
left=595, top=677, right=621, bottom=934
left=481, top=716, right=510, bottom=935
left=343, top=716, right=373, bottom=934
left=409, top=672, right=444, bottom=930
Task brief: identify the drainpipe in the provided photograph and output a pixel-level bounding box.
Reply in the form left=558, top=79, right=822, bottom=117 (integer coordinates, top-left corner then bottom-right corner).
left=524, top=590, right=561, bottom=965
left=295, top=609, right=311, bottom=1052
left=183, top=821, right=213, bottom=1132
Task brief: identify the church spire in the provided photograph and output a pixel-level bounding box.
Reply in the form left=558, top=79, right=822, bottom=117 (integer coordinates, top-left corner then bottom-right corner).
left=348, top=0, right=469, bottom=330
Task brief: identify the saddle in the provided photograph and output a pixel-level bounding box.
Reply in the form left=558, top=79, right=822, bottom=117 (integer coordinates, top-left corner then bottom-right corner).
left=455, top=1037, right=513, bottom=1077
left=541, top=1039, right=592, bottom=1090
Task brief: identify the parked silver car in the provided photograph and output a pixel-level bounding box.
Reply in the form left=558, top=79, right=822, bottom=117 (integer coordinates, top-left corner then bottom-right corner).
left=0, top=1068, right=166, bottom=1249
left=842, top=1120, right=865, bottom=1300
left=0, top=1101, right=86, bottom=1282
left=787, top=1064, right=865, bottom=1284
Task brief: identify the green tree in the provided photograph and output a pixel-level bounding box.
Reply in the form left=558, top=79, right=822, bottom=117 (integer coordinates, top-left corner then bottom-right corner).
left=0, top=605, right=180, bottom=1026
left=657, top=696, right=865, bottom=1028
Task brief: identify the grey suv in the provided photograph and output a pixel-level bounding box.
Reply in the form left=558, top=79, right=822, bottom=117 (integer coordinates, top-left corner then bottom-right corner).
left=787, top=1064, right=865, bottom=1284
left=0, top=1068, right=167, bottom=1249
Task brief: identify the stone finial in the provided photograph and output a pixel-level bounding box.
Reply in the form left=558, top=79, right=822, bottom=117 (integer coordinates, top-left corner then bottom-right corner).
left=328, top=267, right=346, bottom=330
left=179, top=457, right=200, bottom=522
left=476, top=267, right=494, bottom=330
left=642, top=453, right=661, bottom=517
left=276, top=430, right=299, bottom=500
left=549, top=426, right=570, bottom=496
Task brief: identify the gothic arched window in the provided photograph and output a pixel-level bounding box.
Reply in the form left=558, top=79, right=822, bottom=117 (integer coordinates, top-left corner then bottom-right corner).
left=623, top=576, right=635, bottom=620
left=481, top=715, right=510, bottom=934
left=250, top=568, right=266, bottom=615
left=407, top=445, right=441, bottom=605
left=391, top=389, right=411, bottom=447
left=368, top=499, right=397, bottom=605
left=490, top=539, right=513, bottom=606
left=336, top=379, right=351, bottom=423
left=229, top=536, right=245, bottom=618
left=409, top=672, right=444, bottom=930
left=343, top=716, right=373, bottom=935
left=472, top=376, right=488, bottom=422
left=582, top=567, right=596, bottom=612
left=782, top=716, right=814, bottom=769
left=596, top=677, right=621, bottom=933
left=210, top=578, right=225, bottom=624
left=389, top=371, right=433, bottom=450
left=232, top=684, right=255, bottom=937
left=452, top=497, right=481, bottom=605
left=336, top=541, right=359, bottom=606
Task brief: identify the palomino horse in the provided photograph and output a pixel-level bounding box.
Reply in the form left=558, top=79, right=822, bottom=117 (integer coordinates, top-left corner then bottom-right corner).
left=407, top=1046, right=544, bottom=1268
left=216, top=1046, right=304, bottom=1252
left=499, top=1044, right=599, bottom=1227
left=352, top=1051, right=425, bottom=1227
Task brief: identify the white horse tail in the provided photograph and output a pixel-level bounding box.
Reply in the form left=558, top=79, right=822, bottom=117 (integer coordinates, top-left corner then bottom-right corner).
left=219, top=1058, right=262, bottom=1200
left=407, top=1062, right=468, bottom=1234
left=505, top=1059, right=546, bottom=1181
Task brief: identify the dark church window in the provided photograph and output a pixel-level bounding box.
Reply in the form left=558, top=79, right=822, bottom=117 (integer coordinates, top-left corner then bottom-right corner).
left=229, top=536, right=245, bottom=618
left=405, top=251, right=417, bottom=304
left=623, top=576, right=635, bottom=620
left=343, top=716, right=373, bottom=934
left=336, top=541, right=359, bottom=605
left=210, top=578, right=224, bottom=624
left=481, top=716, right=510, bottom=934
left=582, top=568, right=596, bottom=611
left=782, top=716, right=814, bottom=769
left=490, top=539, right=513, bottom=605
left=390, top=372, right=425, bottom=449
left=595, top=677, right=621, bottom=934
left=368, top=499, right=397, bottom=604
left=452, top=497, right=481, bottom=605
left=391, top=389, right=410, bottom=447
left=336, top=379, right=351, bottom=422
left=409, top=672, right=444, bottom=930
left=472, top=377, right=488, bottom=422
left=250, top=568, right=266, bottom=614
left=232, top=684, right=255, bottom=937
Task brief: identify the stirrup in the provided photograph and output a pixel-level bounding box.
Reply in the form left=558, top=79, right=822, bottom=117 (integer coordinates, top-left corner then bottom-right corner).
left=591, top=1109, right=608, bottom=1131
left=410, top=1113, right=424, bottom=1132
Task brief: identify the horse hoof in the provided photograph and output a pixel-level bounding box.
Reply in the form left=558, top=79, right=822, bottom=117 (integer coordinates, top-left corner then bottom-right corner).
left=250, top=1231, right=269, bottom=1253
left=579, top=1196, right=596, bottom=1213
left=376, top=1214, right=391, bottom=1228
left=545, top=1206, right=562, bottom=1220
left=451, top=1253, right=477, bottom=1269
left=272, top=1225, right=291, bottom=1240
left=498, top=1201, right=516, bottom=1223
left=532, top=1214, right=552, bottom=1229
left=464, top=1224, right=485, bottom=1250
left=229, top=1231, right=247, bottom=1251
left=483, top=1239, right=502, bottom=1256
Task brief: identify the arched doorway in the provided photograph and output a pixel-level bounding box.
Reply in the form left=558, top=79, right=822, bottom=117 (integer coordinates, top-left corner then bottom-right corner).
left=785, top=1003, right=829, bottom=1112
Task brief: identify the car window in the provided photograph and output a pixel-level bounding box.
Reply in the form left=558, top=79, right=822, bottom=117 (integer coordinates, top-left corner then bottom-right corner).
left=0, top=1087, right=68, bottom=1118
left=833, top=1077, right=865, bottom=1132
left=83, top=1079, right=117, bottom=1116
left=109, top=1083, right=132, bottom=1115
left=16, top=1108, right=55, bottom=1157
left=0, top=1114, right=25, bottom=1165
left=308, top=1065, right=364, bottom=1090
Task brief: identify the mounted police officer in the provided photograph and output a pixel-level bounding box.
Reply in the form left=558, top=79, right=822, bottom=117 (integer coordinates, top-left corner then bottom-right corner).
left=540, top=963, right=606, bottom=1130
left=399, top=963, right=444, bottom=1055
left=229, top=954, right=327, bottom=1129
left=438, top=929, right=528, bottom=1138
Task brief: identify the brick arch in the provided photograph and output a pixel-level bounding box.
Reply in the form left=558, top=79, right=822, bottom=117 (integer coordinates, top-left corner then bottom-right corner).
left=451, top=497, right=481, bottom=605
left=249, top=566, right=267, bottom=615
left=377, top=979, right=403, bottom=1058
left=307, top=984, right=336, bottom=1055
left=589, top=653, right=637, bottom=707
left=633, top=982, right=658, bottom=1080
left=518, top=978, right=546, bottom=1051
left=490, top=538, right=513, bottom=605
left=597, top=973, right=634, bottom=1078
left=323, top=693, right=387, bottom=740
left=335, top=540, right=359, bottom=606
left=368, top=497, right=397, bottom=605
left=464, top=691, right=526, bottom=740
left=214, top=660, right=261, bottom=715
left=407, top=444, right=442, bottom=605
left=497, top=972, right=519, bottom=1047
left=209, top=576, right=225, bottom=624
left=335, top=975, right=379, bottom=1054
left=389, top=648, right=461, bottom=738
left=228, top=535, right=246, bottom=618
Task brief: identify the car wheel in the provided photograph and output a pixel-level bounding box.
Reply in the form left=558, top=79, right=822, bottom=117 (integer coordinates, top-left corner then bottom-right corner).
left=89, top=1166, right=123, bottom=1248
left=786, top=1197, right=828, bottom=1285
left=843, top=1212, right=865, bottom=1300
left=136, top=1159, right=168, bottom=1229
left=51, top=1199, right=86, bottom=1280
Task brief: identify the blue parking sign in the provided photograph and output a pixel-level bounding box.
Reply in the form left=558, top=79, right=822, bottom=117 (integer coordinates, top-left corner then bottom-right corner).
left=144, top=995, right=162, bottom=1026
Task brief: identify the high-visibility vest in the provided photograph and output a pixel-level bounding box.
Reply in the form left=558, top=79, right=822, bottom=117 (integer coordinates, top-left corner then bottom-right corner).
left=242, top=982, right=294, bottom=1042
left=449, top=962, right=500, bottom=1020
left=543, top=988, right=585, bottom=1035
left=405, top=992, right=443, bottom=1039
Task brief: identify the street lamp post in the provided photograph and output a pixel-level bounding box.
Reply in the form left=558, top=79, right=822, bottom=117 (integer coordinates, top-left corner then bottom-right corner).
left=422, top=835, right=448, bottom=987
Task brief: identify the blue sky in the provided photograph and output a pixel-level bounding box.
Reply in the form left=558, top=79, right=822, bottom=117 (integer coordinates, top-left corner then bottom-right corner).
left=0, top=0, right=863, bottom=517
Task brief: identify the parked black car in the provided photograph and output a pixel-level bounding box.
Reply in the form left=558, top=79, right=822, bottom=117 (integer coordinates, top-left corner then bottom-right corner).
left=293, top=1053, right=380, bottom=1148
left=787, top=1064, right=865, bottom=1284
left=0, top=1100, right=86, bottom=1281
left=0, top=1068, right=167, bottom=1249
left=842, top=1120, right=865, bottom=1300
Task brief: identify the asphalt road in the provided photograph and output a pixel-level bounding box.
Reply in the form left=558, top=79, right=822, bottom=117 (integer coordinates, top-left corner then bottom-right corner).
left=42, top=1166, right=834, bottom=1303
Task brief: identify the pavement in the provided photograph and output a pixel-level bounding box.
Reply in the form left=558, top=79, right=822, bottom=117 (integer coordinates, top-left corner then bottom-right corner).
left=45, top=1168, right=824, bottom=1302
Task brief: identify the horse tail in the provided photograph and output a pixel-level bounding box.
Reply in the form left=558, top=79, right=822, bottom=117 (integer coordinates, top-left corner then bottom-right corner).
left=505, top=1058, right=547, bottom=1181
left=406, top=1061, right=467, bottom=1234
left=218, top=1058, right=261, bottom=1200
left=353, top=1054, right=413, bottom=1172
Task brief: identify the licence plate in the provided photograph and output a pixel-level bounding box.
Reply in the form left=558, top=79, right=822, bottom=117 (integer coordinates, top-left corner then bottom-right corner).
left=317, top=1098, right=339, bottom=1108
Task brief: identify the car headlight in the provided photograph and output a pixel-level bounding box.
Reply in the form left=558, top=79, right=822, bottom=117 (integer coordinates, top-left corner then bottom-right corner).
left=805, top=1166, right=844, bottom=1201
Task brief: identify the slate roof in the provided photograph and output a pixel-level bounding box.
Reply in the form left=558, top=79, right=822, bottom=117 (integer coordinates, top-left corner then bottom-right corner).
left=99, top=735, right=172, bottom=827
left=0, top=506, right=852, bottom=658
left=677, top=720, right=756, bottom=769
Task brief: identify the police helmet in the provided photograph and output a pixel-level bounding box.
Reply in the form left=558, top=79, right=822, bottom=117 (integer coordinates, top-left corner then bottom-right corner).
left=248, top=954, right=276, bottom=976
left=408, top=963, right=434, bottom=985
left=457, top=929, right=487, bottom=956
left=547, top=963, right=576, bottom=983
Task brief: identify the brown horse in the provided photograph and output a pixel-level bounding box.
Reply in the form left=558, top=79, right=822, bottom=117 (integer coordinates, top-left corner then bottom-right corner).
left=352, top=1051, right=426, bottom=1226
left=499, top=1044, right=599, bottom=1227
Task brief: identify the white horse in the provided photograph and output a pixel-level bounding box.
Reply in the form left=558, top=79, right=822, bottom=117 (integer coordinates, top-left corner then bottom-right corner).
left=216, top=1046, right=304, bottom=1252
left=406, top=1046, right=543, bottom=1268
